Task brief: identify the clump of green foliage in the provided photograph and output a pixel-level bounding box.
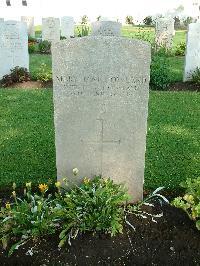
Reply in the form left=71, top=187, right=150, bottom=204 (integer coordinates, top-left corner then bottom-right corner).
left=0, top=67, right=30, bottom=87
left=34, top=63, right=52, bottom=82
left=77, top=25, right=90, bottom=37
left=150, top=48, right=172, bottom=90
left=0, top=182, right=57, bottom=256
left=172, top=177, right=200, bottom=230
left=175, top=42, right=186, bottom=56
left=56, top=172, right=167, bottom=248
left=190, top=67, right=200, bottom=84
left=38, top=40, right=51, bottom=54
left=57, top=176, right=130, bottom=247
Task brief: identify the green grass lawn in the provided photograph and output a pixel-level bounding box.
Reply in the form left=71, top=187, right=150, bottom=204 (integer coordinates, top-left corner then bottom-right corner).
left=0, top=89, right=199, bottom=191
left=168, top=56, right=185, bottom=83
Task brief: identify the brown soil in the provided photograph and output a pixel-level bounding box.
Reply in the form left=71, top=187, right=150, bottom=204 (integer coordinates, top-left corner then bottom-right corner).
left=169, top=82, right=200, bottom=92
left=2, top=81, right=200, bottom=92
left=8, top=81, right=53, bottom=89
left=0, top=204, right=200, bottom=266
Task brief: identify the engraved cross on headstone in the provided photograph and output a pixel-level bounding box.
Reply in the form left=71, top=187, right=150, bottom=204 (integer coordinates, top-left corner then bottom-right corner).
left=81, top=118, right=121, bottom=174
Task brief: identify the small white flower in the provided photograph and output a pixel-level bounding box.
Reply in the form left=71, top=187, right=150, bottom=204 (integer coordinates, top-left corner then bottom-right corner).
left=72, top=168, right=79, bottom=176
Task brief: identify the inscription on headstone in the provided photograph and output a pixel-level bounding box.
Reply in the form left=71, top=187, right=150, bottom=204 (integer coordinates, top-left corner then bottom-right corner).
left=0, top=20, right=29, bottom=79
left=91, top=21, right=122, bottom=36
left=184, top=23, right=200, bottom=81
left=52, top=37, right=151, bottom=201
left=42, top=17, right=60, bottom=42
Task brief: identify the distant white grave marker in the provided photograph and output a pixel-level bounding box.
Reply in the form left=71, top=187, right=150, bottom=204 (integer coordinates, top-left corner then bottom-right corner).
left=61, top=16, right=74, bottom=38
left=52, top=37, right=151, bottom=201
left=21, top=16, right=35, bottom=37
left=42, top=17, right=60, bottom=42
left=155, top=18, right=175, bottom=49
left=91, top=21, right=122, bottom=36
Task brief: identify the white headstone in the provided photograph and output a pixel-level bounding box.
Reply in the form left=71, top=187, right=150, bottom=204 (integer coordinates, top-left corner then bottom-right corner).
left=52, top=37, right=151, bottom=201
left=42, top=17, right=60, bottom=42
left=184, top=22, right=200, bottom=81
left=21, top=16, right=35, bottom=37
left=0, top=20, right=29, bottom=79
left=91, top=21, right=122, bottom=36
left=61, top=16, right=75, bottom=38
left=155, top=18, right=175, bottom=49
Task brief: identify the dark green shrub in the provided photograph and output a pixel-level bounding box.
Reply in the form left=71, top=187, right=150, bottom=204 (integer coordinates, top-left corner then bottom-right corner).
left=174, top=16, right=181, bottom=30
left=38, top=40, right=51, bottom=54
left=190, top=67, right=200, bottom=83
left=143, top=16, right=153, bottom=26
left=150, top=52, right=172, bottom=90
left=183, top=16, right=193, bottom=27
left=28, top=43, right=36, bottom=54
left=0, top=67, right=30, bottom=87
left=60, top=36, right=67, bottom=40
left=175, top=42, right=186, bottom=56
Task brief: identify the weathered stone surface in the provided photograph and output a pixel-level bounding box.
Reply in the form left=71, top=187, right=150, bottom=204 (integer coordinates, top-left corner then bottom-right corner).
left=91, top=21, right=122, bottom=36
left=155, top=18, right=174, bottom=49
left=21, top=16, right=35, bottom=37
left=184, top=22, right=200, bottom=81
left=52, top=37, right=151, bottom=202
left=61, top=16, right=74, bottom=38
left=0, top=20, right=29, bottom=79
left=42, top=17, right=60, bottom=42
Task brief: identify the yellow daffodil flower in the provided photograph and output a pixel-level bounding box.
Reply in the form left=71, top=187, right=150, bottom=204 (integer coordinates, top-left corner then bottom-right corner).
left=38, top=184, right=48, bottom=193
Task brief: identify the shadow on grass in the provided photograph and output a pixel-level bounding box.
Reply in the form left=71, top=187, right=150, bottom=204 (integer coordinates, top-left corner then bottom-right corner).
left=0, top=88, right=56, bottom=188
left=145, top=91, right=200, bottom=191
